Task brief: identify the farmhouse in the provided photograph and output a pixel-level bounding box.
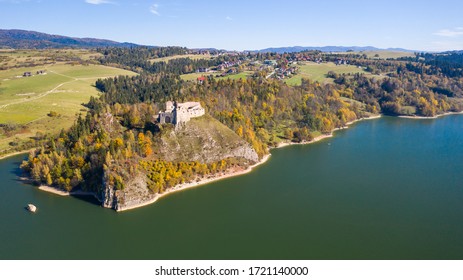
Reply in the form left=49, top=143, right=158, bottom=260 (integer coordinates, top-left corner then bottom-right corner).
left=158, top=101, right=205, bottom=126
left=23, top=72, right=31, bottom=77
left=197, top=76, right=206, bottom=84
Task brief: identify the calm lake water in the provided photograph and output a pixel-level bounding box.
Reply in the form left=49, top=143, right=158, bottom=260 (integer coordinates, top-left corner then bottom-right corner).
left=1, top=116, right=463, bottom=259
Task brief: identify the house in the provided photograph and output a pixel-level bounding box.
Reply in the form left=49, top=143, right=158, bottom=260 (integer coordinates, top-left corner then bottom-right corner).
left=197, top=76, right=206, bottom=84
left=23, top=72, right=31, bottom=77
left=264, top=60, right=277, bottom=66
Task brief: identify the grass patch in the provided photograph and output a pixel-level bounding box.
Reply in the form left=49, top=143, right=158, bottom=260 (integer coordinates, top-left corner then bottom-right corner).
left=360, top=50, right=414, bottom=59
left=216, top=71, right=253, bottom=81
left=0, top=56, right=136, bottom=154
left=0, top=49, right=102, bottom=70
left=399, top=106, right=417, bottom=115
left=335, top=50, right=414, bottom=59
left=180, top=71, right=254, bottom=82
left=149, top=54, right=212, bottom=63
left=286, top=62, right=368, bottom=86
left=180, top=72, right=214, bottom=81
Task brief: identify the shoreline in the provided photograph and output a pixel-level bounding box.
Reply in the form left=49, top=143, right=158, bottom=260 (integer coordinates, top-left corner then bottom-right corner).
left=119, top=114, right=383, bottom=211
left=38, top=185, right=69, bottom=196
left=116, top=153, right=272, bottom=212
left=275, top=114, right=382, bottom=149
left=0, top=150, right=31, bottom=161
left=38, top=185, right=98, bottom=199
left=17, top=111, right=463, bottom=212
left=398, top=110, right=463, bottom=120
left=34, top=114, right=383, bottom=212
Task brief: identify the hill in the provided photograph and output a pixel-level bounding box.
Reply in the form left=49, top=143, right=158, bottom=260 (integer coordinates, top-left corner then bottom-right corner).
left=253, top=46, right=416, bottom=53
left=0, top=50, right=136, bottom=156
left=0, top=29, right=141, bottom=49
left=157, top=115, right=258, bottom=163
left=103, top=115, right=259, bottom=211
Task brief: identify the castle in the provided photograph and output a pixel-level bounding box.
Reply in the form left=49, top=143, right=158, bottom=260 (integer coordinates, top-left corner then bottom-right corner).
left=158, top=101, right=205, bottom=126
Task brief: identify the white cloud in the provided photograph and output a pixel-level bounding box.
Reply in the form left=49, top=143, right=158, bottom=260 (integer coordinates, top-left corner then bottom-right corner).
left=226, top=16, right=232, bottom=21
left=433, top=27, right=463, bottom=38
left=85, top=0, right=112, bottom=4
left=150, top=3, right=160, bottom=15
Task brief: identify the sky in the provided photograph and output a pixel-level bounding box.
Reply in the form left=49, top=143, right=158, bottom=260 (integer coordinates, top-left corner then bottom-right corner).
left=1, top=0, right=463, bottom=51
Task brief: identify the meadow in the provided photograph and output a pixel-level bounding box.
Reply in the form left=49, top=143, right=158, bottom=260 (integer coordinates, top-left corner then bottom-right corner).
left=285, top=62, right=369, bottom=86
left=0, top=49, right=102, bottom=69
left=149, top=53, right=212, bottom=63
left=0, top=53, right=135, bottom=154
left=359, top=50, right=414, bottom=59
left=180, top=71, right=253, bottom=81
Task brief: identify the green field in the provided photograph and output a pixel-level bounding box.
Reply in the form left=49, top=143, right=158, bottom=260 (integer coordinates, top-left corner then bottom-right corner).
left=0, top=62, right=135, bottom=153
left=180, top=71, right=253, bottom=82
left=180, top=72, right=213, bottom=81
left=0, top=49, right=102, bottom=69
left=285, top=62, right=369, bottom=86
left=216, top=71, right=253, bottom=81
left=150, top=54, right=212, bottom=63
left=360, top=50, right=414, bottom=59
left=335, top=50, right=414, bottom=59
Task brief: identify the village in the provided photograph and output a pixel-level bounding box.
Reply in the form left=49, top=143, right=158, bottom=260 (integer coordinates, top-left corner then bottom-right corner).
left=188, top=49, right=354, bottom=84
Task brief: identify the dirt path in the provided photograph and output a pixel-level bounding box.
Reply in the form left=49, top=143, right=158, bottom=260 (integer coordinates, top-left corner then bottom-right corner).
left=0, top=79, right=74, bottom=109
left=0, top=71, right=114, bottom=110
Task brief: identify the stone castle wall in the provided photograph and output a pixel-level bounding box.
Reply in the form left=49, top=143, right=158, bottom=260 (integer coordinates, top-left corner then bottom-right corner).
left=158, top=101, right=205, bottom=125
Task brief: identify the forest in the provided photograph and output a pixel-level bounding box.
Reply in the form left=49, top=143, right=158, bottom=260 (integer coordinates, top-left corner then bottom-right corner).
left=21, top=47, right=463, bottom=199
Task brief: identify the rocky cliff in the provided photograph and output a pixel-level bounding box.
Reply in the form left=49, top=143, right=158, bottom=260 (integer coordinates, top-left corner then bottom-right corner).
left=101, top=115, right=259, bottom=210
left=157, top=115, right=259, bottom=163
left=101, top=174, right=155, bottom=211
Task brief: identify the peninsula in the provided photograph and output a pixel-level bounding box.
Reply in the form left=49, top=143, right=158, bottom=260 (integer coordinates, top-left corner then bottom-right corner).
left=7, top=35, right=462, bottom=211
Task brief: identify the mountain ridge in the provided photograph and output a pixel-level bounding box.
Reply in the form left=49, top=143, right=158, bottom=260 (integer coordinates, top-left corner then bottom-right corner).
left=251, top=46, right=418, bottom=53
left=0, top=29, right=427, bottom=53
left=0, top=29, right=142, bottom=49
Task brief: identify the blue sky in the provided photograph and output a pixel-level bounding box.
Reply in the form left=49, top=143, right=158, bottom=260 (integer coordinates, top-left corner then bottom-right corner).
left=1, top=0, right=463, bottom=51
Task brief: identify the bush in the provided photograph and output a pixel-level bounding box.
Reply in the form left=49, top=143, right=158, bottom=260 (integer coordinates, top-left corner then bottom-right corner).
left=47, top=111, right=59, bottom=117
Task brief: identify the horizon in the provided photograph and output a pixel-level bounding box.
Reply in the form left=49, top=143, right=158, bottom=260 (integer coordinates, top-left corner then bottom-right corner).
left=0, top=28, right=428, bottom=52
left=1, top=0, right=463, bottom=52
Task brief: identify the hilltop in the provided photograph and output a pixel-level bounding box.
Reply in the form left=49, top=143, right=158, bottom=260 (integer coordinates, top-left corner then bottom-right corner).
left=0, top=29, right=140, bottom=49
left=157, top=115, right=258, bottom=163
left=103, top=115, right=259, bottom=211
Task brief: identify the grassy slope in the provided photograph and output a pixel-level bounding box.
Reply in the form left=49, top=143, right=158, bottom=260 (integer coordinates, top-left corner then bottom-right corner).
left=334, top=50, right=414, bottom=59
left=216, top=71, right=253, bottom=81
left=286, top=62, right=369, bottom=86
left=0, top=49, right=103, bottom=69
left=180, top=72, right=211, bottom=81
left=0, top=59, right=136, bottom=153
left=149, top=54, right=212, bottom=63
left=360, top=50, right=414, bottom=59
left=180, top=71, right=253, bottom=82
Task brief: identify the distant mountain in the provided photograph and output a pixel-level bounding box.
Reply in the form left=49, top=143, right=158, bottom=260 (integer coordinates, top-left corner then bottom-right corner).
left=0, top=29, right=141, bottom=49
left=253, top=46, right=417, bottom=53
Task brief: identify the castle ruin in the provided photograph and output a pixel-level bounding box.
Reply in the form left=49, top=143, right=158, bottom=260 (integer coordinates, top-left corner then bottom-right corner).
left=158, top=101, right=205, bottom=126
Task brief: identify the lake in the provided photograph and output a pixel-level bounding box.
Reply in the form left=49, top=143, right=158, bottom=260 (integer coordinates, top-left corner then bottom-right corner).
left=1, top=115, right=462, bottom=259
